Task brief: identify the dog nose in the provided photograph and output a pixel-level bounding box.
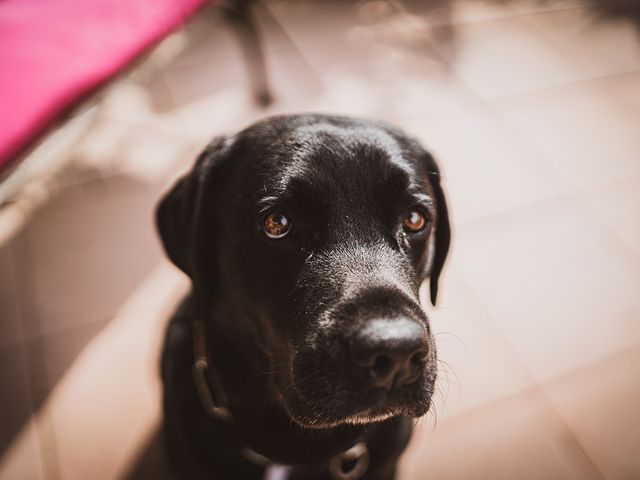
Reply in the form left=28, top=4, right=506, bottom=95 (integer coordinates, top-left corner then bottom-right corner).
left=349, top=318, right=429, bottom=390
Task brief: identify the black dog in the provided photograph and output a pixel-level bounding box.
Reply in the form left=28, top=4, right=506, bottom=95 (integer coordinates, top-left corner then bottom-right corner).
left=156, top=114, right=450, bottom=480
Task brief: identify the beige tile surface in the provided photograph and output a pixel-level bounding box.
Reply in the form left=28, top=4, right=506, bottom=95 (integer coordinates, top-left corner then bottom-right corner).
left=508, top=0, right=615, bottom=15
left=492, top=79, right=640, bottom=190
left=581, top=175, right=640, bottom=257
left=27, top=321, right=108, bottom=408
left=0, top=419, right=44, bottom=480
left=603, top=70, right=640, bottom=110
left=396, top=101, right=569, bottom=222
left=0, top=344, right=35, bottom=456
left=524, top=6, right=640, bottom=78
left=268, top=0, right=478, bottom=118
left=455, top=195, right=640, bottom=382
left=429, top=16, right=589, bottom=98
left=399, top=389, right=602, bottom=480
left=21, top=176, right=166, bottom=338
left=38, top=263, right=186, bottom=480
left=423, top=267, right=534, bottom=419
left=306, top=49, right=475, bottom=119
left=160, top=45, right=324, bottom=142
left=265, top=0, right=383, bottom=57
left=401, top=0, right=522, bottom=26
left=0, top=236, right=24, bottom=347
left=542, top=346, right=640, bottom=480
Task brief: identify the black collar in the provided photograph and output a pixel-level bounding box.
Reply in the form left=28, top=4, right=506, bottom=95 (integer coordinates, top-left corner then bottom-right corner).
left=191, top=317, right=370, bottom=480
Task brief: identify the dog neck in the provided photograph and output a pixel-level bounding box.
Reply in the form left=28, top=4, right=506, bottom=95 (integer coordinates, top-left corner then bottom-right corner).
left=191, top=310, right=371, bottom=467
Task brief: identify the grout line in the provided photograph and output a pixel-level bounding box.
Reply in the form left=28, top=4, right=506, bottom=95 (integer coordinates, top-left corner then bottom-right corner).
left=574, top=179, right=640, bottom=263
left=398, top=0, right=596, bottom=28
left=453, top=190, right=577, bottom=228
left=257, top=0, right=330, bottom=87
left=537, top=385, right=608, bottom=480
left=11, top=327, right=61, bottom=480
left=483, top=66, right=640, bottom=102
left=396, top=1, right=640, bottom=104
left=420, top=365, right=614, bottom=479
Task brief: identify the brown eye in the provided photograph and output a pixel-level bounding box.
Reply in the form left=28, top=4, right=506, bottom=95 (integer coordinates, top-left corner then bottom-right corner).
left=262, top=211, right=291, bottom=239
left=403, top=208, right=427, bottom=233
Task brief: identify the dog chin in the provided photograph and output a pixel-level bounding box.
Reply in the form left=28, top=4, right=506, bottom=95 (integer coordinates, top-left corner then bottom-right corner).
left=288, top=411, right=397, bottom=430
left=284, top=399, right=430, bottom=430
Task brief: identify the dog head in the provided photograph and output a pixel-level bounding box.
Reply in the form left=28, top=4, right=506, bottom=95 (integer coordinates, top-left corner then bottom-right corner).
left=157, top=114, right=450, bottom=428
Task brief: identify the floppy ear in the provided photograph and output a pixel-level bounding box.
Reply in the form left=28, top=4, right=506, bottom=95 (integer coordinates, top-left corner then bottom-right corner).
left=423, top=152, right=451, bottom=306
left=155, top=136, right=231, bottom=281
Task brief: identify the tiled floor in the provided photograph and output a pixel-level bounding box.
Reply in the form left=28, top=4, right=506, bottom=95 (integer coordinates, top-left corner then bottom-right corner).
left=1, top=0, right=639, bottom=479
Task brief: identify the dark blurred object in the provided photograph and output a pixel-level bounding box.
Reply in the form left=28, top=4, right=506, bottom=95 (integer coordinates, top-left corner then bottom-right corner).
left=223, top=0, right=273, bottom=106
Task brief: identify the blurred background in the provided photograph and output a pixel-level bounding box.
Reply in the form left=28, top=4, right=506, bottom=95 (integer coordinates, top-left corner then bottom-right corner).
left=1, top=0, right=639, bottom=478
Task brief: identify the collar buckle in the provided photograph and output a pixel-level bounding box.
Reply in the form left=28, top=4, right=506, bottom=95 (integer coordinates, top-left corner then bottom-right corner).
left=329, top=442, right=369, bottom=480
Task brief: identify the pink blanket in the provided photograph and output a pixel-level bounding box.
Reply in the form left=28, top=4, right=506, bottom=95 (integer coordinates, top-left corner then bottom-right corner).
left=0, top=0, right=205, bottom=172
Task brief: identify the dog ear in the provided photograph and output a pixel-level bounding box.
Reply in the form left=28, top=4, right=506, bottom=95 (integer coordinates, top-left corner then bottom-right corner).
left=423, top=152, right=451, bottom=306
left=155, top=137, right=231, bottom=279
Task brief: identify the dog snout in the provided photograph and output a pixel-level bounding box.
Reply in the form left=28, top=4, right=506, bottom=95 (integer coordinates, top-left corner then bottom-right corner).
left=349, top=318, right=429, bottom=390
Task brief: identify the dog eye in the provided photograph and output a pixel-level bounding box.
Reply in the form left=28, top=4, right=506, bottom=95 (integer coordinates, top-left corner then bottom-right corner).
left=403, top=208, right=427, bottom=233
left=262, top=211, right=291, bottom=239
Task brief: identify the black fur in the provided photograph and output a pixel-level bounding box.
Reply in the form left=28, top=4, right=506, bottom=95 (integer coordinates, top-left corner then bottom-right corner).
left=157, top=114, right=450, bottom=479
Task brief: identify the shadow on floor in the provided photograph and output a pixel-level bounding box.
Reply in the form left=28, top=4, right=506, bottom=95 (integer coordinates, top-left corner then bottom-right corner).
left=124, top=427, right=173, bottom=480
left=0, top=172, right=168, bottom=460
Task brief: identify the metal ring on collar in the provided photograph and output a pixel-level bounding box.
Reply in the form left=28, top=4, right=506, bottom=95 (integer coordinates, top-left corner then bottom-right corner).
left=329, top=442, right=369, bottom=480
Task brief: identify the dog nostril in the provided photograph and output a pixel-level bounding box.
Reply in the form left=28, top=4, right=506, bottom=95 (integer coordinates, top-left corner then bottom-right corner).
left=410, top=351, right=427, bottom=367
left=350, top=318, right=430, bottom=389
left=371, top=355, right=392, bottom=377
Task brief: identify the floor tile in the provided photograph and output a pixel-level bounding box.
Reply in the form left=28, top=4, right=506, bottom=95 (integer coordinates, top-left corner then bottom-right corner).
left=429, top=16, right=588, bottom=98
left=268, top=0, right=430, bottom=70
left=98, top=66, right=195, bottom=144
left=543, top=345, right=640, bottom=480
left=602, top=70, right=640, bottom=110
left=20, top=175, right=166, bottom=338
left=401, top=0, right=521, bottom=26
left=265, top=0, right=381, bottom=55
left=0, top=344, right=35, bottom=458
left=399, top=389, right=601, bottom=480
left=396, top=101, right=569, bottom=223
left=266, top=0, right=479, bottom=117
left=510, top=0, right=628, bottom=15
left=114, top=127, right=195, bottom=182
left=157, top=5, right=247, bottom=69
left=0, top=419, right=44, bottom=480
left=162, top=1, right=300, bottom=70
left=153, top=1, right=473, bottom=126
left=120, top=427, right=171, bottom=480
left=27, top=321, right=109, bottom=409
left=455, top=195, right=640, bottom=382
left=491, top=79, right=640, bottom=189
left=524, top=6, right=640, bottom=78
left=0, top=235, right=24, bottom=347
left=31, top=414, right=60, bottom=480
left=160, top=44, right=323, bottom=143
left=305, top=51, right=473, bottom=119
left=422, top=266, right=534, bottom=419
left=41, top=264, right=185, bottom=480
left=580, top=175, right=640, bottom=257
left=70, top=120, right=194, bottom=186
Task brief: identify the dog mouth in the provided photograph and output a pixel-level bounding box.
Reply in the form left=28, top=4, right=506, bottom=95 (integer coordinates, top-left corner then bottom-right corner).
left=277, top=355, right=437, bottom=429
left=265, top=279, right=438, bottom=428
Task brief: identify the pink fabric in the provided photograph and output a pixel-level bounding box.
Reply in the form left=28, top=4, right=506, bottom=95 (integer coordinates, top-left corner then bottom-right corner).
left=0, top=0, right=205, bottom=172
